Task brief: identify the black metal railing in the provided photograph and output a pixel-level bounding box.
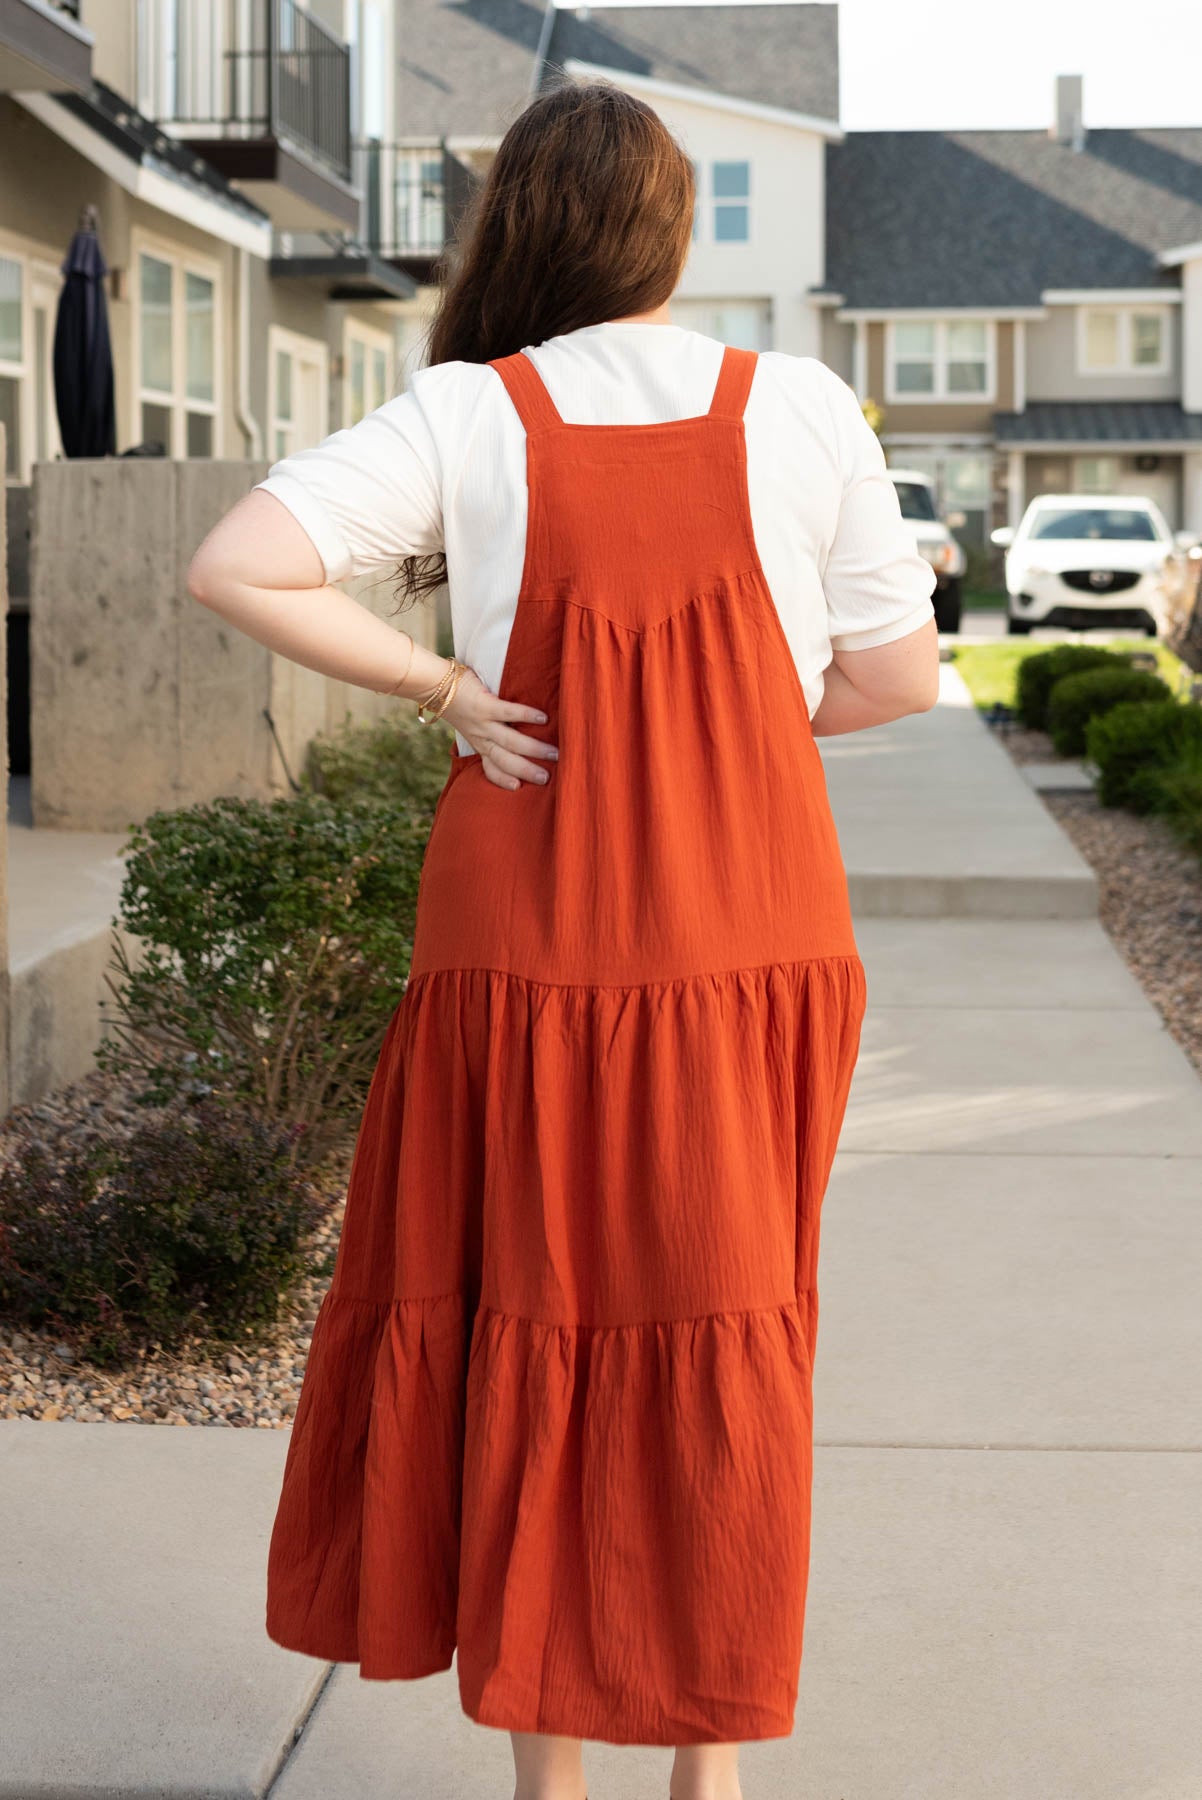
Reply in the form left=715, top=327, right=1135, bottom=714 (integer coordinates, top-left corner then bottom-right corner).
left=142, top=0, right=351, bottom=182
left=354, top=140, right=479, bottom=258
left=51, top=0, right=83, bottom=18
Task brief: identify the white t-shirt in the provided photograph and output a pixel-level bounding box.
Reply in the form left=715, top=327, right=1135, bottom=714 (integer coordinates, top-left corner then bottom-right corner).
left=258, top=319, right=937, bottom=756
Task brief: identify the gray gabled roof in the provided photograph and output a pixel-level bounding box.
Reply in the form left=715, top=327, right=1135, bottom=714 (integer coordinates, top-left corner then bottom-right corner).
left=395, top=1, right=839, bottom=142
left=540, top=4, right=839, bottom=123
left=825, top=129, right=1202, bottom=309
left=994, top=401, right=1202, bottom=446
left=396, top=0, right=547, bottom=139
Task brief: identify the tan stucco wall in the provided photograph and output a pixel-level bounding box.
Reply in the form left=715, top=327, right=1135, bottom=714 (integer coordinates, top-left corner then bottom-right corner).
left=30, top=459, right=437, bottom=832
left=865, top=319, right=1015, bottom=432
left=0, top=98, right=245, bottom=457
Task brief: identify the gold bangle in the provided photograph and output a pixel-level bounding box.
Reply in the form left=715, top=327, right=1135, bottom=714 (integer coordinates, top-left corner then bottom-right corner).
left=420, top=660, right=467, bottom=722
left=417, top=657, right=469, bottom=723
left=383, top=633, right=417, bottom=698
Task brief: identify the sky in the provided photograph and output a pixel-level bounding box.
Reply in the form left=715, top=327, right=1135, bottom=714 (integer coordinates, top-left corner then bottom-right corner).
left=561, top=0, right=1202, bottom=132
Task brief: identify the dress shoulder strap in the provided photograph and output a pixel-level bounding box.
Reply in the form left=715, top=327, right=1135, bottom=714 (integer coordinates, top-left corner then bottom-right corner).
left=489, top=349, right=564, bottom=434
left=707, top=344, right=758, bottom=421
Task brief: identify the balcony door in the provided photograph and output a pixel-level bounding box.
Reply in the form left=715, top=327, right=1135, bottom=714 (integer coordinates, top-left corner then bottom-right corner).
left=138, top=0, right=258, bottom=131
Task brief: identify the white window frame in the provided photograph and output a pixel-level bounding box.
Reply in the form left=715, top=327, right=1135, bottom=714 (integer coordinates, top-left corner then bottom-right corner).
left=1076, top=304, right=1171, bottom=376
left=0, top=236, right=64, bottom=483
left=0, top=244, right=30, bottom=483
left=710, top=158, right=751, bottom=245
left=885, top=317, right=997, bottom=405
left=130, top=227, right=222, bottom=458
left=268, top=325, right=329, bottom=461
left=342, top=318, right=394, bottom=427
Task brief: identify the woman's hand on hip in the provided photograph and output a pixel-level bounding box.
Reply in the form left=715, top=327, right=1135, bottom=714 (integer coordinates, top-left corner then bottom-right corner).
left=444, top=669, right=559, bottom=790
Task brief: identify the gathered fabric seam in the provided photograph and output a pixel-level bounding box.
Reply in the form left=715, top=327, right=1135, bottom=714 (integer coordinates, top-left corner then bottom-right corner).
left=323, top=1292, right=814, bottom=1329
left=404, top=952, right=864, bottom=997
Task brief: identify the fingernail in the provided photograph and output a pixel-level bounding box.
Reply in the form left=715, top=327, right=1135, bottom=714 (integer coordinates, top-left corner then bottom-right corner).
left=536, top=712, right=548, bottom=723
left=537, top=769, right=550, bottom=782
left=548, top=747, right=559, bottom=759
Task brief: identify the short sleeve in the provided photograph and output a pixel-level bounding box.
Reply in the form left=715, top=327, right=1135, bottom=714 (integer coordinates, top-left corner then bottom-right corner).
left=817, top=367, right=937, bottom=651
left=255, top=387, right=444, bottom=584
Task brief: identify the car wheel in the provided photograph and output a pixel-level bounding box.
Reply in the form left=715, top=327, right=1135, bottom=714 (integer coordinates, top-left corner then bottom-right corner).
left=1007, top=614, right=1032, bottom=636
left=934, top=578, right=963, bottom=635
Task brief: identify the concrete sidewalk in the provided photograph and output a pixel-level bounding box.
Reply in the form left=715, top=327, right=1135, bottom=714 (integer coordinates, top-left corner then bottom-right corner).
left=2, top=664, right=1200, bottom=1798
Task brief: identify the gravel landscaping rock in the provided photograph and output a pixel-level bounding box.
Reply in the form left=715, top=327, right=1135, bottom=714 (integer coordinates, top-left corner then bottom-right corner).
left=988, top=720, right=1202, bottom=1081
left=0, top=1069, right=349, bottom=1428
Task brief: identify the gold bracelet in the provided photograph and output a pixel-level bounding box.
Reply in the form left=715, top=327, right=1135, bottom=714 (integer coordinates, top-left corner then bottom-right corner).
left=416, top=657, right=470, bottom=724
left=382, top=633, right=417, bottom=698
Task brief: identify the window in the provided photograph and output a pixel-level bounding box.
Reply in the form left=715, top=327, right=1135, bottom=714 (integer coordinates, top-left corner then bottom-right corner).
left=395, top=148, right=444, bottom=253
left=269, top=327, right=328, bottom=460
left=668, top=298, right=772, bottom=350
left=886, top=319, right=995, bottom=403
left=0, top=247, right=63, bottom=480
left=344, top=320, right=393, bottom=426
left=1075, top=455, right=1121, bottom=494
left=889, top=449, right=993, bottom=546
left=134, top=237, right=219, bottom=456
left=0, top=254, right=22, bottom=478
left=712, top=161, right=750, bottom=242
left=689, top=158, right=700, bottom=242
left=1078, top=306, right=1169, bottom=375
left=1028, top=504, right=1161, bottom=543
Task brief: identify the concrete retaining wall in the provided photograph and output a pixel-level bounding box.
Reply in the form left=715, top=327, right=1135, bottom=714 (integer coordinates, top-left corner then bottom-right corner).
left=30, top=459, right=437, bottom=832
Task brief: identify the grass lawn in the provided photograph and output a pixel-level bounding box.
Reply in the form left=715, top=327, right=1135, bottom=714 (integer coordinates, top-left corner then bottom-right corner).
left=951, top=638, right=1195, bottom=712
left=963, top=588, right=1007, bottom=612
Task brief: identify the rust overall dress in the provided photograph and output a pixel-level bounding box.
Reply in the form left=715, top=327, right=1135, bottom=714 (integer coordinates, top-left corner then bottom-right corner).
left=266, top=342, right=868, bottom=1747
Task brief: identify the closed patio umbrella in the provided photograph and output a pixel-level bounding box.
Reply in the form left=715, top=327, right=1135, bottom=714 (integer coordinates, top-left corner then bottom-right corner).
left=53, top=204, right=116, bottom=459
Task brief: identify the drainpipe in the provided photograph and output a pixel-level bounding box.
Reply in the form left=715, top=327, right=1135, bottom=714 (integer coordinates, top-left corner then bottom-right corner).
left=531, top=0, right=556, bottom=94
left=234, top=246, right=262, bottom=460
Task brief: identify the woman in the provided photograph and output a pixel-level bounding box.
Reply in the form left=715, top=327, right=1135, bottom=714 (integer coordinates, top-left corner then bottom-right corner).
left=188, top=81, right=938, bottom=1800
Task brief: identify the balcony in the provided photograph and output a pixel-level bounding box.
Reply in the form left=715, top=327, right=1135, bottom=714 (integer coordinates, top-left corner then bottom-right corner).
left=140, top=0, right=357, bottom=233
left=354, top=141, right=481, bottom=282
left=0, top=0, right=92, bottom=94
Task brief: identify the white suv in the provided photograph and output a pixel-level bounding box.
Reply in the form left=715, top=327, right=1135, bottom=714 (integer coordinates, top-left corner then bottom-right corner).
left=991, top=495, right=1180, bottom=637
left=888, top=469, right=967, bottom=634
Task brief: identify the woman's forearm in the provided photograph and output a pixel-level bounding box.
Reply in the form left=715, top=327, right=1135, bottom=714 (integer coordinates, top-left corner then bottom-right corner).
left=189, top=571, right=450, bottom=700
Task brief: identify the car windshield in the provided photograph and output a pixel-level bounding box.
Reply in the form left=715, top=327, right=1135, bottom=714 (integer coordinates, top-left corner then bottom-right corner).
left=893, top=481, right=938, bottom=523
left=1028, top=506, right=1161, bottom=543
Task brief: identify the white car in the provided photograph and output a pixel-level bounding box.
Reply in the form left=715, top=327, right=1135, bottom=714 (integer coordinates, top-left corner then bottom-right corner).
left=990, top=495, right=1184, bottom=637
left=888, top=469, right=967, bottom=634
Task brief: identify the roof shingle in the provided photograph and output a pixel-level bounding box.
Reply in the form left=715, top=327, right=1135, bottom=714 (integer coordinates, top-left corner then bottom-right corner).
left=826, top=129, right=1202, bottom=309
left=993, top=401, right=1202, bottom=445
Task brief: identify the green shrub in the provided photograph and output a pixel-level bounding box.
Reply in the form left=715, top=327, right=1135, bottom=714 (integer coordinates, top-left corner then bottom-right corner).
left=0, top=1103, right=325, bottom=1366
left=99, top=793, right=429, bottom=1162
left=1084, top=700, right=1202, bottom=811
left=1046, top=667, right=1172, bottom=756
left=1015, top=644, right=1130, bottom=731
left=1140, top=741, right=1202, bottom=856
left=304, top=705, right=453, bottom=810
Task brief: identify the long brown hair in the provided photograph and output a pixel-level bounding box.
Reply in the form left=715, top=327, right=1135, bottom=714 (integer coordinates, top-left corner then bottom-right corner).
left=396, top=79, right=695, bottom=608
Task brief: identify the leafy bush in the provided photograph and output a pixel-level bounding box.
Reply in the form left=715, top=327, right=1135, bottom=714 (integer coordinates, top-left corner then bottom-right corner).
left=1015, top=644, right=1130, bottom=731
left=1084, top=699, right=1202, bottom=811
left=99, top=793, right=429, bottom=1162
left=0, top=1104, right=324, bottom=1366
left=1139, top=741, right=1202, bottom=856
left=304, top=705, right=453, bottom=810
left=1046, top=667, right=1172, bottom=756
